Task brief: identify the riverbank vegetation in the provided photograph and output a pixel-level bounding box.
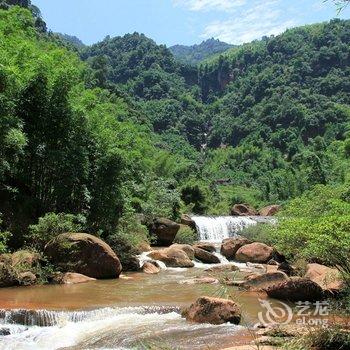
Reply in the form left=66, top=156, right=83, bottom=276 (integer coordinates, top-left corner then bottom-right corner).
left=0, top=1, right=349, bottom=296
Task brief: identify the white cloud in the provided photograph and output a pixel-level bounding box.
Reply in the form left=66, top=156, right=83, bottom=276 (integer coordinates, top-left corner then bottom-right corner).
left=173, top=0, right=246, bottom=12
left=200, top=0, right=297, bottom=44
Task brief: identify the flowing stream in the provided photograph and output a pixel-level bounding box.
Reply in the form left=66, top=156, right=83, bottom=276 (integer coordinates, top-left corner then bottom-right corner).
left=0, top=216, right=277, bottom=350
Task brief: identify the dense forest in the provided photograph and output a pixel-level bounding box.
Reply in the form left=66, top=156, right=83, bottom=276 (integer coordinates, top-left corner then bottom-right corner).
left=0, top=2, right=349, bottom=271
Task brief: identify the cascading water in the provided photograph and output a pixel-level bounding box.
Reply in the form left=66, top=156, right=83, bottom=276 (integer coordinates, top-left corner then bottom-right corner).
left=0, top=307, right=243, bottom=350
left=192, top=216, right=257, bottom=242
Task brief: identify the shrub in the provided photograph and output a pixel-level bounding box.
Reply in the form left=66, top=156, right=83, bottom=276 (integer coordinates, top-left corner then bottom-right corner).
left=239, top=223, right=275, bottom=245
left=0, top=214, right=11, bottom=254
left=181, top=181, right=208, bottom=214
left=174, top=226, right=197, bottom=245
left=140, top=178, right=181, bottom=222
left=106, top=211, right=150, bottom=271
left=27, top=212, right=86, bottom=249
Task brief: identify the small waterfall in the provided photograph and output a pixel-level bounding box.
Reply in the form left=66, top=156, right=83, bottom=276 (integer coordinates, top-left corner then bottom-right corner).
left=0, top=306, right=180, bottom=328
left=192, top=216, right=257, bottom=242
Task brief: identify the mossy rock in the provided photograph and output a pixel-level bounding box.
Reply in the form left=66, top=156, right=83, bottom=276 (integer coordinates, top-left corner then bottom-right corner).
left=44, top=233, right=122, bottom=279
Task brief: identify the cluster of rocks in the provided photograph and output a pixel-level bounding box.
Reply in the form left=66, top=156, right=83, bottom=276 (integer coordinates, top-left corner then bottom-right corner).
left=231, top=204, right=281, bottom=217
left=219, top=236, right=343, bottom=300
left=143, top=242, right=221, bottom=272
left=180, top=237, right=343, bottom=328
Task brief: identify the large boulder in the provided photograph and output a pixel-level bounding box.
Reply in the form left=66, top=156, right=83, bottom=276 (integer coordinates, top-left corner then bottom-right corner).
left=235, top=243, right=274, bottom=263
left=170, top=244, right=195, bottom=260
left=150, top=218, right=180, bottom=246
left=148, top=247, right=194, bottom=268
left=193, top=243, right=216, bottom=253
left=259, top=205, right=281, bottom=217
left=266, top=278, right=324, bottom=301
left=44, top=233, right=122, bottom=279
left=241, top=272, right=289, bottom=292
left=194, top=247, right=220, bottom=264
left=51, top=272, right=96, bottom=285
left=180, top=214, right=196, bottom=230
left=231, top=204, right=258, bottom=216
left=182, top=296, right=241, bottom=325
left=221, top=237, right=251, bottom=260
left=305, top=263, right=343, bottom=293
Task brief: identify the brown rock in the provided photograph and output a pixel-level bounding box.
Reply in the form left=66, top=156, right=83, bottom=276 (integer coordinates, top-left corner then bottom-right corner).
left=180, top=214, right=196, bottom=229
left=259, top=205, right=281, bottom=216
left=266, top=278, right=324, bottom=301
left=241, top=272, right=289, bottom=291
left=194, top=247, right=220, bottom=264
left=182, top=296, right=241, bottom=325
left=170, top=244, right=195, bottom=260
left=193, top=243, right=216, bottom=253
left=221, top=237, right=251, bottom=260
left=235, top=243, right=274, bottom=263
left=150, top=218, right=180, bottom=246
left=231, top=204, right=258, bottom=216
left=52, top=272, right=96, bottom=285
left=305, top=263, right=343, bottom=293
left=142, top=262, right=161, bottom=274
left=18, top=271, right=37, bottom=286
left=148, top=247, right=194, bottom=268
left=44, top=233, right=122, bottom=279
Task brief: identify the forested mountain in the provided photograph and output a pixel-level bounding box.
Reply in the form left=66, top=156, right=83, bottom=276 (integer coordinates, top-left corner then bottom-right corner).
left=81, top=19, right=350, bottom=205
left=0, top=4, right=349, bottom=258
left=55, top=33, right=86, bottom=49
left=197, top=20, right=350, bottom=201
left=169, top=38, right=233, bottom=65
left=81, top=33, right=198, bottom=99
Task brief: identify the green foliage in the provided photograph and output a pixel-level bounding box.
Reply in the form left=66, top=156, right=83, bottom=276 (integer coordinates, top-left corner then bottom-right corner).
left=81, top=33, right=187, bottom=100
left=27, top=213, right=86, bottom=249
left=174, top=226, right=197, bottom=245
left=106, top=211, right=150, bottom=270
left=181, top=180, right=209, bottom=214
left=269, top=185, right=350, bottom=264
left=239, top=223, right=275, bottom=246
left=136, top=178, right=181, bottom=222
left=0, top=215, right=11, bottom=254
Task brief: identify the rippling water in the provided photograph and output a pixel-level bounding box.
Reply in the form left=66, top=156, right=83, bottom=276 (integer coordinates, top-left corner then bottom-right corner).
left=0, top=306, right=246, bottom=350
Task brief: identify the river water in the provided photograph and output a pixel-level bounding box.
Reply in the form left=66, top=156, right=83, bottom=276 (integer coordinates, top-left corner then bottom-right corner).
left=0, top=217, right=277, bottom=350
left=0, top=266, right=277, bottom=350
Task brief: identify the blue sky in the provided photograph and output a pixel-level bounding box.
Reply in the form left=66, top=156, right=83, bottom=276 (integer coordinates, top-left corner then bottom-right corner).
left=32, top=0, right=350, bottom=46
